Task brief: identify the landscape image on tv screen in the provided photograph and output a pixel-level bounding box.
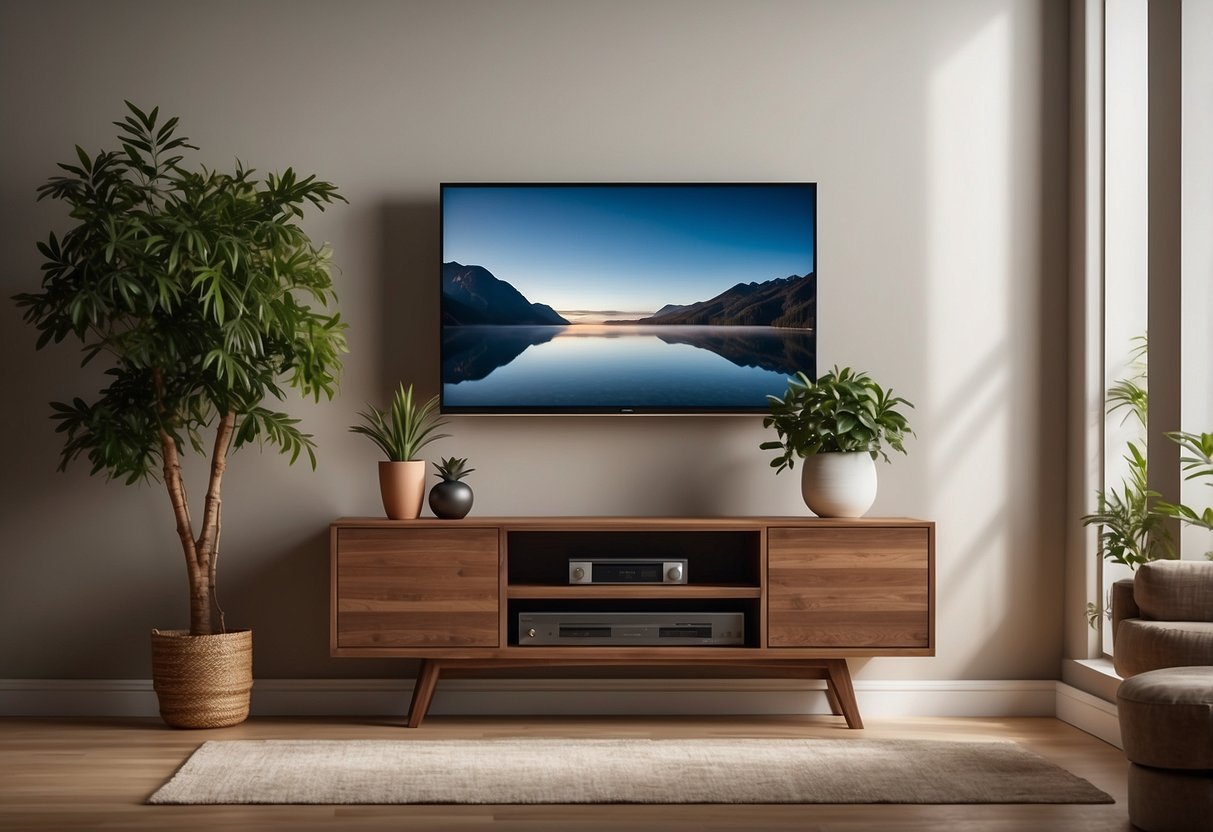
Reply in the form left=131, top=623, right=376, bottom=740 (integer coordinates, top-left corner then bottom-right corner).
left=440, top=183, right=816, bottom=413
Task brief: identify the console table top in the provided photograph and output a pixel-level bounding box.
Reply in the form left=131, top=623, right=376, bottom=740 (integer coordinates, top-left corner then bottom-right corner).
left=333, top=515, right=929, bottom=527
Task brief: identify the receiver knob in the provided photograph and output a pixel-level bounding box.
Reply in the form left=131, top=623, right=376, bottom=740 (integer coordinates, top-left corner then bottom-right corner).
left=572, top=567, right=585, bottom=581
left=526, top=628, right=537, bottom=638
left=667, top=564, right=684, bottom=582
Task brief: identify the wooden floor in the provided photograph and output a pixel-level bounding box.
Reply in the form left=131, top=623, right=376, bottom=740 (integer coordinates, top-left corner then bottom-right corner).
left=0, top=715, right=1130, bottom=831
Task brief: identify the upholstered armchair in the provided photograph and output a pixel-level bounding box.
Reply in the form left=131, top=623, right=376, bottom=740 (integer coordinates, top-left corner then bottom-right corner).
left=1111, top=560, right=1213, bottom=677
left=1111, top=560, right=1213, bottom=832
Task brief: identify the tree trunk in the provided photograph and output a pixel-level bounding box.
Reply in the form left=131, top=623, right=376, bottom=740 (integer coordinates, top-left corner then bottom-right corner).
left=159, top=424, right=208, bottom=634
left=188, top=579, right=211, bottom=635
left=154, top=369, right=235, bottom=636
left=193, top=410, right=236, bottom=635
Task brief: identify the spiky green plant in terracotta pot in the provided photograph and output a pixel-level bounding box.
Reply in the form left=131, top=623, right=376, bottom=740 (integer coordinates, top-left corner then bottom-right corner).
left=350, top=383, right=449, bottom=519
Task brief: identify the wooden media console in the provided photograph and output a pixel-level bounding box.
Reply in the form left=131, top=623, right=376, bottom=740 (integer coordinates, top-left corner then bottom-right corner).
left=330, top=516, right=935, bottom=728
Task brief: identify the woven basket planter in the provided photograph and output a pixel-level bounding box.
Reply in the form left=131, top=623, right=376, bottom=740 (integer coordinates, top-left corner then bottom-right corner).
left=151, top=629, right=253, bottom=729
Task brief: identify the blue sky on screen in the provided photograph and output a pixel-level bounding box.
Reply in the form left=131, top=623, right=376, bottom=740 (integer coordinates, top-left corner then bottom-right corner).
left=442, top=184, right=815, bottom=313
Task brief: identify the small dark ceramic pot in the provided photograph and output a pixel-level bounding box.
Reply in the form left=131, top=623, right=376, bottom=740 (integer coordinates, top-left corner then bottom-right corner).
left=429, top=480, right=473, bottom=519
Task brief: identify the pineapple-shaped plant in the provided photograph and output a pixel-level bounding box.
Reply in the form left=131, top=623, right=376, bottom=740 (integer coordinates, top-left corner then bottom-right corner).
left=429, top=457, right=475, bottom=519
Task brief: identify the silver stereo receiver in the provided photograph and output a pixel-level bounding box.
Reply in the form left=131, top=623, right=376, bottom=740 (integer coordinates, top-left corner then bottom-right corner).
left=518, top=611, right=744, bottom=646
left=568, top=558, right=687, bottom=584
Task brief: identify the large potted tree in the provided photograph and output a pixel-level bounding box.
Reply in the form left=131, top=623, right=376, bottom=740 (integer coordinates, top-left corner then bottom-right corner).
left=13, top=102, right=347, bottom=728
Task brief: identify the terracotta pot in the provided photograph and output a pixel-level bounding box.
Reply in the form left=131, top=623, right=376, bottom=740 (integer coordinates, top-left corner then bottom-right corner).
left=379, top=460, right=427, bottom=519
left=150, top=628, right=252, bottom=729
left=800, top=452, right=878, bottom=517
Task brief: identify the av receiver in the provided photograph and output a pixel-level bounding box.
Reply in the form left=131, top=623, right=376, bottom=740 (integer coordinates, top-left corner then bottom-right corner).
left=518, top=612, right=744, bottom=646
left=568, top=558, right=687, bottom=584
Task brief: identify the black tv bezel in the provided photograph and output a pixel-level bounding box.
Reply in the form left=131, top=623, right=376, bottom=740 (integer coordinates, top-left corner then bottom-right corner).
left=438, top=182, right=817, bottom=416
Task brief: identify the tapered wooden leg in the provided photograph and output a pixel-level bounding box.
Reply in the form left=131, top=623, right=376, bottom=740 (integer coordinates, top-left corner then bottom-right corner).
left=824, top=683, right=843, bottom=716
left=825, top=659, right=863, bottom=729
left=406, top=660, right=442, bottom=728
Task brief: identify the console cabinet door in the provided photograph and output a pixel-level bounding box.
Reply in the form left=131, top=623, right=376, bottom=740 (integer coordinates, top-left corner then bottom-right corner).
left=767, top=526, right=931, bottom=649
left=336, top=528, right=499, bottom=648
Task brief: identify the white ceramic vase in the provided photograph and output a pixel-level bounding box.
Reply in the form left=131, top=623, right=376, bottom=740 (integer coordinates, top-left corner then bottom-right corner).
left=800, top=452, right=878, bottom=517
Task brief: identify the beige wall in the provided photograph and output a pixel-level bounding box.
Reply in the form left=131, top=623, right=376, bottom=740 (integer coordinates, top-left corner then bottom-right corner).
left=0, top=0, right=1069, bottom=682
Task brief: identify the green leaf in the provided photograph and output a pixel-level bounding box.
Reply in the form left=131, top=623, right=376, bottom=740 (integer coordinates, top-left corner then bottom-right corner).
left=155, top=116, right=179, bottom=142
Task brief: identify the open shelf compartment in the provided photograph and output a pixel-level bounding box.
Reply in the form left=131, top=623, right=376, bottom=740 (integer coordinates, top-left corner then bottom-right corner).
left=505, top=529, right=762, bottom=587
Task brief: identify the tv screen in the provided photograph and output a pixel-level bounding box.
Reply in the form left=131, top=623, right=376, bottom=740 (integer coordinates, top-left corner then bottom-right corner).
left=440, top=183, right=816, bottom=414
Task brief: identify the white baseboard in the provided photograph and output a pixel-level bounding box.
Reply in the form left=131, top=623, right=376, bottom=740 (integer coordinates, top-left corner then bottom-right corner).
left=0, top=677, right=1067, bottom=721
left=1055, top=682, right=1122, bottom=748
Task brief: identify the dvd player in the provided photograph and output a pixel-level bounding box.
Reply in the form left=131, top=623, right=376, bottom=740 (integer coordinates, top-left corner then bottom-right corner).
left=568, top=558, right=687, bottom=584
left=518, top=612, right=744, bottom=646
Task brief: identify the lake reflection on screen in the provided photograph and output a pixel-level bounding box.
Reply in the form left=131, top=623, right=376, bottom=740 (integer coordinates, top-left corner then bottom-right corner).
left=441, top=325, right=815, bottom=410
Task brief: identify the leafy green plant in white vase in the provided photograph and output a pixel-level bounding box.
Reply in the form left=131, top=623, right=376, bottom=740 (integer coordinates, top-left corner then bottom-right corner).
left=761, top=366, right=914, bottom=517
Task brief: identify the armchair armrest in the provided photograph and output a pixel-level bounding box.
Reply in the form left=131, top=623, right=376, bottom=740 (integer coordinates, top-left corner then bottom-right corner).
left=1111, top=578, right=1138, bottom=648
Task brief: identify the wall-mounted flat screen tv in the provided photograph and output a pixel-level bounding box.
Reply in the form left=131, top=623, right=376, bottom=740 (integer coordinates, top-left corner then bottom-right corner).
left=440, top=183, right=816, bottom=414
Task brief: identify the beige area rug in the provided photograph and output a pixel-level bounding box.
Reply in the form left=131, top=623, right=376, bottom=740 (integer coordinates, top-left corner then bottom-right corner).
left=148, top=737, right=1114, bottom=805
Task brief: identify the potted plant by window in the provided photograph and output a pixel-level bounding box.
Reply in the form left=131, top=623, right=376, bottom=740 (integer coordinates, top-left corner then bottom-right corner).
left=1078, top=337, right=1174, bottom=627
left=350, top=383, right=450, bottom=519
left=13, top=102, right=347, bottom=728
left=761, top=366, right=914, bottom=517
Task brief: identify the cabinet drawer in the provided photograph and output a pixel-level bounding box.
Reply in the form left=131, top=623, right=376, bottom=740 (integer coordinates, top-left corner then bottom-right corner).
left=767, top=527, right=931, bottom=649
left=336, top=527, right=499, bottom=648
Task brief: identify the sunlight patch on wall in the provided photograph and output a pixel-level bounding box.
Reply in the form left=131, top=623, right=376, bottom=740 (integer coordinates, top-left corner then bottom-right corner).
left=923, top=9, right=1017, bottom=653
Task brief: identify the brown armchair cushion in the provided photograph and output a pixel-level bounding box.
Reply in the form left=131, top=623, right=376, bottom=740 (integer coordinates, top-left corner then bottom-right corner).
left=1114, top=620, right=1213, bottom=677
left=1117, top=666, right=1213, bottom=770
left=1135, top=561, right=1213, bottom=622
